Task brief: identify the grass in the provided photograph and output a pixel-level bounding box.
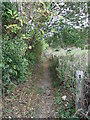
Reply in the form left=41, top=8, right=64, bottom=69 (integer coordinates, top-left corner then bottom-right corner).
left=53, top=83, right=75, bottom=118
left=49, top=47, right=88, bottom=118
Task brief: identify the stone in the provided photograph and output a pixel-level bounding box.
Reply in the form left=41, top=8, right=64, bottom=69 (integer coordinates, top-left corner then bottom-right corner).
left=62, top=95, right=67, bottom=101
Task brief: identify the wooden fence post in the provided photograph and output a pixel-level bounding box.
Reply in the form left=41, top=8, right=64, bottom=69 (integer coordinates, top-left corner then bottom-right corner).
left=76, top=70, right=84, bottom=110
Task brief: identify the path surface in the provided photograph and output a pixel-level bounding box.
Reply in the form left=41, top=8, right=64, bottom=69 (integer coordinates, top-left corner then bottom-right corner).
left=34, top=60, right=57, bottom=118
left=3, top=59, right=58, bottom=118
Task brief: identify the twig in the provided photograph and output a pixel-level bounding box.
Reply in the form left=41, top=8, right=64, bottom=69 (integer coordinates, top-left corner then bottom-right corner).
left=72, top=108, right=88, bottom=119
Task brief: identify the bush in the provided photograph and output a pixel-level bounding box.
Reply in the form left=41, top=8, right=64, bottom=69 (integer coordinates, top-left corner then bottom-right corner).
left=33, top=40, right=43, bottom=62
left=2, top=35, right=28, bottom=93
left=2, top=3, right=29, bottom=94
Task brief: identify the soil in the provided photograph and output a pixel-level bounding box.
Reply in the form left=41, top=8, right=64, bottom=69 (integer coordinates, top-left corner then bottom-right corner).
left=34, top=60, right=58, bottom=118
left=2, top=59, right=58, bottom=118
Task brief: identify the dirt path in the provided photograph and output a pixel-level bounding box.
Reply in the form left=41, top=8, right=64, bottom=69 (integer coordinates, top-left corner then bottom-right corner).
left=3, top=59, right=58, bottom=118
left=34, top=60, right=57, bottom=118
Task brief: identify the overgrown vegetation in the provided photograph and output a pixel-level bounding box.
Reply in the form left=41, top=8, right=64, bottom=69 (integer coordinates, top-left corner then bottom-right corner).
left=1, top=1, right=89, bottom=119
left=2, top=3, right=28, bottom=94
left=2, top=2, right=49, bottom=94
left=50, top=49, right=88, bottom=118
left=50, top=56, right=76, bottom=118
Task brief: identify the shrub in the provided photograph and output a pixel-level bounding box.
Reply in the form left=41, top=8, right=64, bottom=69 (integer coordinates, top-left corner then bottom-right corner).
left=2, top=3, right=29, bottom=94
left=2, top=35, right=28, bottom=93
left=33, top=40, right=43, bottom=62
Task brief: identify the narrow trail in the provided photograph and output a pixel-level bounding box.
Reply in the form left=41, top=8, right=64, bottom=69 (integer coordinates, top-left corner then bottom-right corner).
left=34, top=60, right=57, bottom=118
left=3, top=59, right=58, bottom=118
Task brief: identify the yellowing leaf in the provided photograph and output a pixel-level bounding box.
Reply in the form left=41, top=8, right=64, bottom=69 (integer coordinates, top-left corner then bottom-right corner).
left=61, top=16, right=64, bottom=19
left=41, top=30, right=44, bottom=34
left=19, top=19, right=23, bottom=26
left=39, top=0, right=43, bottom=4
